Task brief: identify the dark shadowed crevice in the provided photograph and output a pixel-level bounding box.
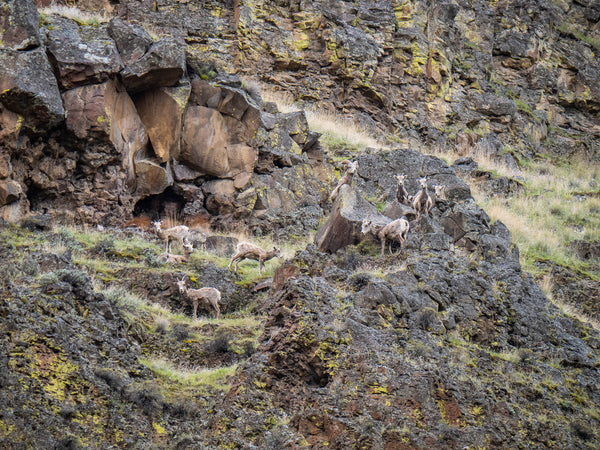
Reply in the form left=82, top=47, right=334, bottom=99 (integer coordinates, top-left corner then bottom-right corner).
left=133, top=186, right=185, bottom=221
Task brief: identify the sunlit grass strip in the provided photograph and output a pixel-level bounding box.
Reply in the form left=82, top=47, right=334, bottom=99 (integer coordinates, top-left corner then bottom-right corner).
left=39, top=5, right=110, bottom=25
left=101, top=284, right=188, bottom=319
left=140, top=357, right=238, bottom=390
left=260, top=86, right=383, bottom=151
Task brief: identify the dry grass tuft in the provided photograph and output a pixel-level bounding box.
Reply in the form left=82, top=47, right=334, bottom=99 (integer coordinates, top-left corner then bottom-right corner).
left=259, top=85, right=384, bottom=152
left=39, top=4, right=111, bottom=25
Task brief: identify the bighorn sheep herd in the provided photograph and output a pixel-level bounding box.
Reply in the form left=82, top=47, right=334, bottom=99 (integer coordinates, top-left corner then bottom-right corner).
left=358, top=173, right=446, bottom=255
left=145, top=220, right=283, bottom=320
left=133, top=167, right=445, bottom=319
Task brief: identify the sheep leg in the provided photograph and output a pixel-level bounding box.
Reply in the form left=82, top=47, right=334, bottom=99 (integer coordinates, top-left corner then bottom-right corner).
left=380, top=238, right=385, bottom=257
left=214, top=303, right=220, bottom=320
left=192, top=299, right=198, bottom=321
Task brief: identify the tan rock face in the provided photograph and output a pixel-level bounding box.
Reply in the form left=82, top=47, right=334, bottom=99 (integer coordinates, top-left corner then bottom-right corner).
left=0, top=179, right=21, bottom=206
left=134, top=160, right=173, bottom=196
left=180, top=106, right=257, bottom=178
left=62, top=79, right=148, bottom=190
left=134, top=85, right=190, bottom=162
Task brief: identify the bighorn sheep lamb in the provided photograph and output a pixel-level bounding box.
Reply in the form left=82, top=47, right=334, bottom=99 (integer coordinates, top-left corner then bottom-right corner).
left=153, top=220, right=190, bottom=254
left=228, top=242, right=281, bottom=275
left=160, top=239, right=194, bottom=264
left=329, top=160, right=359, bottom=202
left=394, top=174, right=410, bottom=206
left=176, top=278, right=221, bottom=320
left=362, top=216, right=410, bottom=256
left=411, top=178, right=434, bottom=221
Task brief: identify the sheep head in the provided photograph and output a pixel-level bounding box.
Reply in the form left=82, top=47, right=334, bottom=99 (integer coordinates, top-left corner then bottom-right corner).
left=361, top=217, right=373, bottom=235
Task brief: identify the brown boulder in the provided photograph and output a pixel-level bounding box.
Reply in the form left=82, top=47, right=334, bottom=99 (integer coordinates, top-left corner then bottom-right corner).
left=62, top=79, right=148, bottom=188
left=0, top=179, right=21, bottom=206
left=0, top=0, right=41, bottom=51
left=314, top=185, right=380, bottom=253
left=134, top=84, right=191, bottom=162
left=0, top=107, right=21, bottom=155
left=134, top=160, right=173, bottom=196
left=180, top=106, right=258, bottom=177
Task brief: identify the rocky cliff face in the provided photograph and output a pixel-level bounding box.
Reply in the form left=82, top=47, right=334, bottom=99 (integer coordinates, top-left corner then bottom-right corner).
left=1, top=0, right=600, bottom=448
left=103, top=0, right=600, bottom=164
left=0, top=0, right=330, bottom=232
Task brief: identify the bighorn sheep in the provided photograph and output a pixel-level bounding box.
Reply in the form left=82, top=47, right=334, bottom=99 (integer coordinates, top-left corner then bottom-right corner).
left=176, top=278, right=221, bottom=320
left=433, top=185, right=446, bottom=202
left=411, top=178, right=434, bottom=221
left=160, top=239, right=194, bottom=264
left=228, top=242, right=281, bottom=275
left=362, top=216, right=410, bottom=256
left=153, top=220, right=190, bottom=254
left=394, top=174, right=410, bottom=206
left=329, top=160, right=359, bottom=202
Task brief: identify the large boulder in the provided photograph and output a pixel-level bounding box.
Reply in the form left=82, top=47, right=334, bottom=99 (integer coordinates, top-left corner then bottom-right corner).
left=120, top=39, right=186, bottom=93
left=62, top=79, right=148, bottom=187
left=0, top=0, right=41, bottom=51
left=133, top=84, right=191, bottom=162
left=107, top=17, right=153, bottom=67
left=0, top=179, right=22, bottom=206
left=180, top=105, right=258, bottom=178
left=134, top=160, right=173, bottom=196
left=0, top=48, right=65, bottom=128
left=45, top=16, right=123, bottom=90
left=315, top=185, right=379, bottom=253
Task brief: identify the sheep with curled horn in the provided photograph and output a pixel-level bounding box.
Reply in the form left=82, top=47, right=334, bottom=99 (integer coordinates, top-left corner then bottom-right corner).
left=329, top=160, right=359, bottom=203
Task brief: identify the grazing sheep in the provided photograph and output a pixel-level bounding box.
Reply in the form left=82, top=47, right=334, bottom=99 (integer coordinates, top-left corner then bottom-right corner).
left=329, top=160, right=359, bottom=202
left=411, top=177, right=433, bottom=221
left=362, top=216, right=410, bottom=256
left=394, top=174, right=410, bottom=206
left=228, top=242, right=281, bottom=275
left=153, top=220, right=190, bottom=255
left=176, top=278, right=221, bottom=320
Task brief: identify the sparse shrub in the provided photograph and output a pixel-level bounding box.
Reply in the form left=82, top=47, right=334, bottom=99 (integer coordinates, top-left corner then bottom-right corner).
left=355, top=239, right=380, bottom=257
left=125, top=387, right=163, bottom=415
left=171, top=323, right=190, bottom=341
left=92, top=236, right=115, bottom=256
left=58, top=269, right=90, bottom=293
left=518, top=348, right=534, bottom=364
left=416, top=307, right=438, bottom=331
left=144, top=250, right=162, bottom=268
left=94, top=368, right=124, bottom=392
left=20, top=256, right=40, bottom=276
left=38, top=271, right=60, bottom=287
left=339, top=248, right=361, bottom=271
left=207, top=329, right=232, bottom=354
left=241, top=340, right=256, bottom=357
left=348, top=272, right=370, bottom=290
left=155, top=316, right=170, bottom=334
